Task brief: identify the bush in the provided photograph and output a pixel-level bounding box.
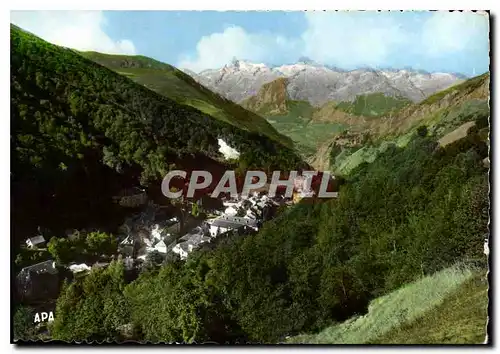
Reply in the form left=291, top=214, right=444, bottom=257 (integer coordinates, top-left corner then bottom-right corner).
left=417, top=125, right=428, bottom=137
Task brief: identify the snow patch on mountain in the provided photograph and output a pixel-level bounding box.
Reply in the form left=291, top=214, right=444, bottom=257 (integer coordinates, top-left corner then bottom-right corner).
left=218, top=139, right=240, bottom=160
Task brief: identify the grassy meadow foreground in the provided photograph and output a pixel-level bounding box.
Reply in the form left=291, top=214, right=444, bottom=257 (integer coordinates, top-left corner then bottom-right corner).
left=288, top=266, right=488, bottom=344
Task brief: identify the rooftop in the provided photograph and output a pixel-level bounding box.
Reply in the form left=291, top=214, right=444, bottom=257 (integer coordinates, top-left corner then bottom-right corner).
left=154, top=240, right=167, bottom=248
left=221, top=215, right=258, bottom=226
left=174, top=241, right=199, bottom=253
left=27, top=235, right=46, bottom=245
left=19, top=260, right=57, bottom=276
left=211, top=219, right=247, bottom=230
left=120, top=235, right=134, bottom=246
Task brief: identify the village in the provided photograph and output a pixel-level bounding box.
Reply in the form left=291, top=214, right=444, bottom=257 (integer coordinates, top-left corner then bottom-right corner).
left=15, top=139, right=330, bottom=299
left=14, top=180, right=318, bottom=317
left=113, top=187, right=289, bottom=263
left=13, top=151, right=335, bottom=338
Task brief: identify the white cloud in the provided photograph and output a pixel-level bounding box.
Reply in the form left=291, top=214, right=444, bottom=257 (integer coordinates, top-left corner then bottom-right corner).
left=421, top=11, right=489, bottom=57
left=178, top=11, right=489, bottom=73
left=178, top=12, right=408, bottom=72
left=178, top=26, right=300, bottom=72
left=11, top=11, right=487, bottom=73
left=10, top=11, right=136, bottom=55
left=301, top=12, right=406, bottom=68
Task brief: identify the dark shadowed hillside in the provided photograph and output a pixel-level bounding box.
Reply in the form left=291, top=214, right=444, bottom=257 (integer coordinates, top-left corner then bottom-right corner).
left=10, top=24, right=306, bottom=245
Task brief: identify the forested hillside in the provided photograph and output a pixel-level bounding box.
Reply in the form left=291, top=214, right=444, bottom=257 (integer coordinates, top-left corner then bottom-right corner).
left=79, top=51, right=293, bottom=147
left=11, top=23, right=489, bottom=345
left=10, top=25, right=306, bottom=244
left=24, top=123, right=487, bottom=343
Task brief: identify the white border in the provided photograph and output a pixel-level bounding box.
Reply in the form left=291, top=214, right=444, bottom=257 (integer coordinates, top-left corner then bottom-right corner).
left=4, top=0, right=500, bottom=11
left=3, top=1, right=498, bottom=353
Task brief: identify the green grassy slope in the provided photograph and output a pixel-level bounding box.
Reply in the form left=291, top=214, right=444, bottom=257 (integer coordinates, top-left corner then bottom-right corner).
left=371, top=273, right=488, bottom=344
left=237, top=77, right=355, bottom=156
left=259, top=91, right=409, bottom=157
left=421, top=73, right=489, bottom=106
left=266, top=101, right=347, bottom=156
left=325, top=74, right=490, bottom=175
left=287, top=266, right=487, bottom=344
left=239, top=78, right=411, bottom=158
left=336, top=92, right=411, bottom=117
left=80, top=51, right=292, bottom=148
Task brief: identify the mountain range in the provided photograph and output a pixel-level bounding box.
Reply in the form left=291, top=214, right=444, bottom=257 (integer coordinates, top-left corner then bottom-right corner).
left=11, top=23, right=490, bottom=345
left=184, top=58, right=466, bottom=106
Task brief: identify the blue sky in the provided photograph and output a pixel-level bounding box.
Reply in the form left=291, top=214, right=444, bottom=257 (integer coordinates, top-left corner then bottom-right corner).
left=11, top=10, right=490, bottom=76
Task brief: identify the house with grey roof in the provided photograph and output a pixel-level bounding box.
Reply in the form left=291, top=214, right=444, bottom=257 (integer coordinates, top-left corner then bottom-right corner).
left=154, top=240, right=167, bottom=254
left=16, top=260, right=60, bottom=302
left=223, top=215, right=258, bottom=228
left=172, top=242, right=199, bottom=260
left=18, top=260, right=57, bottom=277
left=224, top=205, right=238, bottom=216
left=119, top=234, right=135, bottom=257
left=120, top=235, right=134, bottom=246
left=151, top=224, right=165, bottom=241
left=206, top=214, right=260, bottom=237
left=179, top=226, right=205, bottom=241
left=26, top=235, right=46, bottom=249
left=188, top=232, right=212, bottom=246
left=208, top=219, right=243, bottom=237
left=256, top=201, right=268, bottom=209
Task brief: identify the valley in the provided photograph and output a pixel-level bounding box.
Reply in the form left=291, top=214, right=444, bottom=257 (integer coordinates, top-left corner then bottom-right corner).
left=11, top=14, right=490, bottom=346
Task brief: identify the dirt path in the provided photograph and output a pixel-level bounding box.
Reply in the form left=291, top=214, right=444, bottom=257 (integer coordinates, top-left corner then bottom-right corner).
left=438, top=121, right=476, bottom=148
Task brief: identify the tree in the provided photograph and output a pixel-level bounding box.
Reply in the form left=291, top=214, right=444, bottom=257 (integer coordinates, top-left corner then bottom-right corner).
left=51, top=260, right=130, bottom=341
left=191, top=202, right=199, bottom=217
left=102, top=146, right=123, bottom=172
left=47, top=237, right=72, bottom=264
left=13, top=306, right=35, bottom=341
left=475, top=113, right=489, bottom=129
left=164, top=250, right=182, bottom=265
left=417, top=125, right=428, bottom=137
left=142, top=250, right=164, bottom=273
left=85, top=231, right=117, bottom=256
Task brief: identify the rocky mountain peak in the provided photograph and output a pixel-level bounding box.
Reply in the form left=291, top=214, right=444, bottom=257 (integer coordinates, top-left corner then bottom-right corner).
left=297, top=56, right=317, bottom=65
left=186, top=60, right=466, bottom=106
